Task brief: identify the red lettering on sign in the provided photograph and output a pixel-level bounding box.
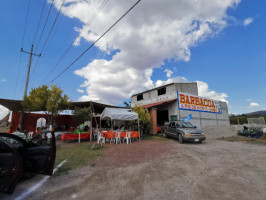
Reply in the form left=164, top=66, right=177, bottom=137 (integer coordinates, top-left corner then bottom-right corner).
left=190, top=96, right=195, bottom=104
left=180, top=94, right=185, bottom=103
left=185, top=95, right=190, bottom=104
left=195, top=97, right=199, bottom=105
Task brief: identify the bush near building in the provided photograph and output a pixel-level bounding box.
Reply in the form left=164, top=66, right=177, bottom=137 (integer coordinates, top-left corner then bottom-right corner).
left=131, top=105, right=150, bottom=134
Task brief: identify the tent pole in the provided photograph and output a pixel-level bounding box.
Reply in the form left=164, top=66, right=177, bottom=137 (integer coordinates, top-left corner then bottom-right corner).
left=138, top=119, right=140, bottom=141
left=90, top=101, right=92, bottom=141
left=79, top=127, right=80, bottom=143
left=111, top=119, right=113, bottom=143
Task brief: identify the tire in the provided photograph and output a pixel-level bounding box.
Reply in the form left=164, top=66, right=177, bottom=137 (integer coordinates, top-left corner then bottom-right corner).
left=162, top=130, right=167, bottom=138
left=179, top=134, right=183, bottom=143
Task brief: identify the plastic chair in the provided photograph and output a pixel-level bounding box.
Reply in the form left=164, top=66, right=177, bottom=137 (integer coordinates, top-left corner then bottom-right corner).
left=92, top=131, right=98, bottom=141
left=115, top=131, right=121, bottom=144
left=97, top=132, right=105, bottom=144
left=124, top=131, right=131, bottom=144
left=27, top=132, right=33, bottom=139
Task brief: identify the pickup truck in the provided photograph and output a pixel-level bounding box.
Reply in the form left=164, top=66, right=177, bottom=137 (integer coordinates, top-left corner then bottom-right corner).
left=162, top=121, right=206, bottom=143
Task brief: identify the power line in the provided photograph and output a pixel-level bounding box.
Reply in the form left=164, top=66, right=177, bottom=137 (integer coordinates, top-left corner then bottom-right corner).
left=21, top=0, right=31, bottom=48
left=49, top=0, right=141, bottom=84
left=42, top=0, right=110, bottom=83
left=39, top=0, right=65, bottom=53
left=15, top=0, right=31, bottom=96
left=35, top=0, right=55, bottom=53
left=32, top=0, right=46, bottom=45
left=31, top=0, right=65, bottom=77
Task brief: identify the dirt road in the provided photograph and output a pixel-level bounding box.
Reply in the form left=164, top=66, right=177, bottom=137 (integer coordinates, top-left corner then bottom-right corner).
left=4, top=139, right=266, bottom=200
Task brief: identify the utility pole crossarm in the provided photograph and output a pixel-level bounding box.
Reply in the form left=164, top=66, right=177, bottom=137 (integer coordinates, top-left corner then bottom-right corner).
left=21, top=44, right=41, bottom=98
left=21, top=47, right=41, bottom=57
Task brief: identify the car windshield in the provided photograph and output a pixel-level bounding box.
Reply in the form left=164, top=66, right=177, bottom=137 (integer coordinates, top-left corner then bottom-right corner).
left=0, top=136, right=22, bottom=145
left=176, top=122, right=194, bottom=128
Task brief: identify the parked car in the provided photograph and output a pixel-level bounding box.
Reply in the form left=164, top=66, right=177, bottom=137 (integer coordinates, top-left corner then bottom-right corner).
left=162, top=121, right=206, bottom=143
left=0, top=131, right=56, bottom=194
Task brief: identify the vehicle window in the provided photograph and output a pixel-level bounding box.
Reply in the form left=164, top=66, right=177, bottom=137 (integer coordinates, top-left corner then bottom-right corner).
left=0, top=139, right=12, bottom=153
left=31, top=132, right=53, bottom=146
left=170, top=122, right=176, bottom=127
left=0, top=136, right=23, bottom=146
left=176, top=122, right=194, bottom=128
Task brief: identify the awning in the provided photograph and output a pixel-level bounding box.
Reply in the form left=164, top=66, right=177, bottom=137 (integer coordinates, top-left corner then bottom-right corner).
left=0, top=98, right=121, bottom=113
left=100, top=108, right=138, bottom=121
left=141, top=99, right=177, bottom=108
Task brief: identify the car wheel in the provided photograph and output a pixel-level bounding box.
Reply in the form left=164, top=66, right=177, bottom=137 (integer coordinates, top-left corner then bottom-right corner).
left=179, top=134, right=183, bottom=143
left=162, top=130, right=167, bottom=138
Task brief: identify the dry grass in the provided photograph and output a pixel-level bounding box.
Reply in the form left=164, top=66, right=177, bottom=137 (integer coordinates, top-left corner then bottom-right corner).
left=221, top=135, right=266, bottom=144
left=54, top=142, right=105, bottom=176
left=0, top=126, right=9, bottom=132
left=141, top=135, right=169, bottom=142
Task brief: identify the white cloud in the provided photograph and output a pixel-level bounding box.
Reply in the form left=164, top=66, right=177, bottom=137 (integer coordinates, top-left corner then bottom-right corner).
left=196, top=81, right=228, bottom=103
left=1, top=78, right=6, bottom=82
left=164, top=69, right=173, bottom=78
left=77, top=88, right=84, bottom=93
left=154, top=78, right=229, bottom=103
left=155, top=77, right=188, bottom=87
left=243, top=17, right=253, bottom=26
left=0, top=105, right=9, bottom=120
left=55, top=0, right=241, bottom=104
left=250, top=102, right=259, bottom=107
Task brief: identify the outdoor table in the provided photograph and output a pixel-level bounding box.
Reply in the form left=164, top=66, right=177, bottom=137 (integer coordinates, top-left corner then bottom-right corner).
left=61, top=132, right=91, bottom=141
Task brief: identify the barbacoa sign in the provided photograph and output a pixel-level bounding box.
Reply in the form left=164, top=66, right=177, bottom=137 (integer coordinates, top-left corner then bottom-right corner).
left=177, top=91, right=222, bottom=114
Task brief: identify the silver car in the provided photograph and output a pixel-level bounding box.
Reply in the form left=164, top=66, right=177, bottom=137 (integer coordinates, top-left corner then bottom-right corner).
left=162, top=121, right=206, bottom=143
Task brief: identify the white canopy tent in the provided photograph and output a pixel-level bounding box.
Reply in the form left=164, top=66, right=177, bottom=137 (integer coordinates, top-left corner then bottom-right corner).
left=100, top=108, right=140, bottom=140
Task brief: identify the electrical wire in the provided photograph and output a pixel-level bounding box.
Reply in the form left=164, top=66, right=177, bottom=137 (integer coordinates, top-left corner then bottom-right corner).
left=41, top=0, right=110, bottom=83
left=21, top=0, right=31, bottom=48
left=35, top=0, right=55, bottom=53
left=49, top=0, right=141, bottom=84
left=15, top=0, right=31, bottom=97
left=31, top=0, right=65, bottom=77
left=32, top=0, right=46, bottom=45
left=40, top=0, right=66, bottom=53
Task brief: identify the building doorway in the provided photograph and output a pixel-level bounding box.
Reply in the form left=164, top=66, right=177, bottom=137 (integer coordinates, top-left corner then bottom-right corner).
left=157, top=110, right=169, bottom=126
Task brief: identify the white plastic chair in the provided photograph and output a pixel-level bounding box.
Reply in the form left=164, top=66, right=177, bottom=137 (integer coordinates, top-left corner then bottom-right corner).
left=97, top=132, right=105, bottom=144
left=27, top=132, right=33, bottom=139
left=115, top=131, right=121, bottom=144
left=124, top=131, right=131, bottom=144
left=92, top=131, right=98, bottom=141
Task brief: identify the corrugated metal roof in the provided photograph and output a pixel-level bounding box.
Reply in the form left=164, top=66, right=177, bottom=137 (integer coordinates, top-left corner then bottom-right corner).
left=0, top=98, right=121, bottom=113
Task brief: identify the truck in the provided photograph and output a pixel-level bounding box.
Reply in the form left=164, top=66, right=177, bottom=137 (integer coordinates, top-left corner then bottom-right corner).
left=162, top=121, right=206, bottom=143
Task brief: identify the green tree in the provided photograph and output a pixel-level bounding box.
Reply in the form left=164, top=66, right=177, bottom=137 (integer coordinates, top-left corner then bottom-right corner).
left=72, top=106, right=92, bottom=127
left=131, top=105, right=150, bottom=134
left=23, top=85, right=70, bottom=125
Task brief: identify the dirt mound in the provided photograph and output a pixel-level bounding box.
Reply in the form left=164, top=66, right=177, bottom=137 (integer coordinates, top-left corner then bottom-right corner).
left=203, top=125, right=237, bottom=139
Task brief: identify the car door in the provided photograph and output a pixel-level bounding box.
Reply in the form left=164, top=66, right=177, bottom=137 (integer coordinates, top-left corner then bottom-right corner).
left=167, top=122, right=177, bottom=137
left=0, top=134, right=23, bottom=194
left=25, top=131, right=56, bottom=175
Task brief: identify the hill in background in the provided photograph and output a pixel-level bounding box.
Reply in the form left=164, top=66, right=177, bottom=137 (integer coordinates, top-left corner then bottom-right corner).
left=230, top=110, right=266, bottom=124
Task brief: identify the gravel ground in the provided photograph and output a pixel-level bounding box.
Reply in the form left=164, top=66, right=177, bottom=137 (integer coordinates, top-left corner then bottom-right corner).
left=2, top=138, right=266, bottom=200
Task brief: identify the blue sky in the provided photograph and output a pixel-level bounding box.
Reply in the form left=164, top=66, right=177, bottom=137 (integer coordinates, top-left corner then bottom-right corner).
left=0, top=0, right=265, bottom=118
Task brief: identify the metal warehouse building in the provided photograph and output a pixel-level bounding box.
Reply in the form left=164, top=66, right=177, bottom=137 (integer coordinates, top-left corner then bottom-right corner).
left=131, top=82, right=229, bottom=135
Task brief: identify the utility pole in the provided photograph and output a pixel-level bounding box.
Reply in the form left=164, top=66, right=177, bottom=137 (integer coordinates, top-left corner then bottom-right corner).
left=19, top=44, right=41, bottom=130
left=21, top=44, right=41, bottom=97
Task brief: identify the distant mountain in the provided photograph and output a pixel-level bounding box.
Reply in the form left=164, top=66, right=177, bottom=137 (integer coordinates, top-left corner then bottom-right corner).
left=244, top=110, right=266, bottom=116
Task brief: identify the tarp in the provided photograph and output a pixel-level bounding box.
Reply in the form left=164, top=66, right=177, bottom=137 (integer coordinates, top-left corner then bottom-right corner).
left=100, top=108, right=138, bottom=121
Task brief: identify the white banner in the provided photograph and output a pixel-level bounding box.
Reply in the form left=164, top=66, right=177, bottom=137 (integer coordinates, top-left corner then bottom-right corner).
left=177, top=91, right=222, bottom=114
